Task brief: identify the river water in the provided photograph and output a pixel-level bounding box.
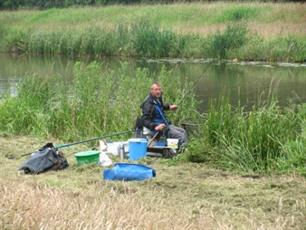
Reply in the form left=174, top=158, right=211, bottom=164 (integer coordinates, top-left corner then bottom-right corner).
left=0, top=53, right=305, bottom=112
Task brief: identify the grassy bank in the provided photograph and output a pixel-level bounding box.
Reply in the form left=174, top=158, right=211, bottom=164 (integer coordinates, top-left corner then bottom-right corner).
left=0, top=61, right=305, bottom=174
left=0, top=136, right=305, bottom=229
left=1, top=2, right=306, bottom=61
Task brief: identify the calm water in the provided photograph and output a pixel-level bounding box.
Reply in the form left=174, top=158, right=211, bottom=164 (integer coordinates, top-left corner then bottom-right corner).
left=1, top=53, right=306, bottom=112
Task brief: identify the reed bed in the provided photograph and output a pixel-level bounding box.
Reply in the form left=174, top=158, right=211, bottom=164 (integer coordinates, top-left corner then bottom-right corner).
left=0, top=61, right=199, bottom=141
left=184, top=99, right=306, bottom=174
left=1, top=2, right=306, bottom=62
left=3, top=22, right=306, bottom=62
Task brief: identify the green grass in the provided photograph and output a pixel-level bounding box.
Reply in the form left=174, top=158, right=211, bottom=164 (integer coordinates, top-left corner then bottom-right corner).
left=207, top=23, right=248, bottom=59
left=0, top=61, right=199, bottom=141
left=2, top=21, right=306, bottom=61
left=217, top=5, right=261, bottom=22
left=0, top=3, right=302, bottom=30
left=1, top=2, right=306, bottom=61
left=184, top=98, right=306, bottom=174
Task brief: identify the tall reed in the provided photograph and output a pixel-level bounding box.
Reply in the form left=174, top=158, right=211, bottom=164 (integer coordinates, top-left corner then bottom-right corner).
left=4, top=21, right=306, bottom=62
left=185, top=98, right=305, bottom=173
left=0, top=62, right=199, bottom=141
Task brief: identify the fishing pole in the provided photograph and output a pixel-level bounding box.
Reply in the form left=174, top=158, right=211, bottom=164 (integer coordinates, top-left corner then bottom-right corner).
left=55, top=130, right=132, bottom=149
left=21, top=130, right=133, bottom=157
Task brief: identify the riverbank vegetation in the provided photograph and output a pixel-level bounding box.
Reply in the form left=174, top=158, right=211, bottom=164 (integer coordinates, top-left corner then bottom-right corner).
left=0, top=62, right=199, bottom=140
left=0, top=61, right=305, bottom=175
left=1, top=2, right=306, bottom=61
left=184, top=99, right=306, bottom=175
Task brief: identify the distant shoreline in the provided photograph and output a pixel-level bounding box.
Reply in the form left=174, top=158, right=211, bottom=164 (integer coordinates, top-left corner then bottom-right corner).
left=1, top=3, right=305, bottom=62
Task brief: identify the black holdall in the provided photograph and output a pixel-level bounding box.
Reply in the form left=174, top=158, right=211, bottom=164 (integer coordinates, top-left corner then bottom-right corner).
left=19, top=143, right=69, bottom=174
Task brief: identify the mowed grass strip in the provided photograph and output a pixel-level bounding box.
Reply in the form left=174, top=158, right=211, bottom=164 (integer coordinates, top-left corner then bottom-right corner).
left=0, top=136, right=305, bottom=229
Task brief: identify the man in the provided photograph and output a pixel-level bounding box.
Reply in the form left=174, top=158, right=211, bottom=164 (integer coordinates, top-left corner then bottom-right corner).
left=140, top=82, right=187, bottom=149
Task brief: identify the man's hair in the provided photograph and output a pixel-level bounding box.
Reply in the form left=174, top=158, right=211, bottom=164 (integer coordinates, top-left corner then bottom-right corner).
left=150, top=82, right=161, bottom=89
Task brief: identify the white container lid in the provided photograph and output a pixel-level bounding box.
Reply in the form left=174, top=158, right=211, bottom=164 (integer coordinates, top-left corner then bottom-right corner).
left=128, top=138, right=148, bottom=143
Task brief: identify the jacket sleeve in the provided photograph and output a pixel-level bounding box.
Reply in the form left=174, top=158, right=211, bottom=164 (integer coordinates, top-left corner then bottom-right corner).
left=141, top=100, right=156, bottom=130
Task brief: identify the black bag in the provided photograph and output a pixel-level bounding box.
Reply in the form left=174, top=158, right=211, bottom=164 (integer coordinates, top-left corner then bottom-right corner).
left=134, top=117, right=145, bottom=138
left=19, top=143, right=69, bottom=174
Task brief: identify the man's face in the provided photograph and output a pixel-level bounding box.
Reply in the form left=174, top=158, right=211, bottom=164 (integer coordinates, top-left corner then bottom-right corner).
left=150, top=84, right=162, bottom=98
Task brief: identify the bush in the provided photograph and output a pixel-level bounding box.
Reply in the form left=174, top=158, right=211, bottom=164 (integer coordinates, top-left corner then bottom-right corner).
left=208, top=24, right=248, bottom=59
left=4, top=29, right=28, bottom=53
left=218, top=6, right=260, bottom=22
left=131, top=20, right=179, bottom=57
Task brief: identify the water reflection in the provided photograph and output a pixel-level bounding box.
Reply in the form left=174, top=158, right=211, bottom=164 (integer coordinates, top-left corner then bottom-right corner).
left=0, top=53, right=305, bottom=112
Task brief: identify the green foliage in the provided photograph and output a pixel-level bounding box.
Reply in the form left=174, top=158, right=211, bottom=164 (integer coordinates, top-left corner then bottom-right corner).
left=131, top=20, right=183, bottom=57
left=0, top=76, right=59, bottom=135
left=184, top=98, right=305, bottom=173
left=0, top=61, right=198, bottom=141
left=184, top=137, right=215, bottom=163
left=9, top=22, right=189, bottom=58
left=217, top=6, right=260, bottom=22
left=2, top=18, right=306, bottom=62
left=235, top=35, right=306, bottom=62
left=0, top=24, right=7, bottom=38
left=4, top=29, right=28, bottom=53
left=277, top=104, right=306, bottom=175
left=278, top=138, right=306, bottom=176
left=0, top=24, right=8, bottom=50
left=24, top=28, right=119, bottom=57
left=208, top=24, right=248, bottom=59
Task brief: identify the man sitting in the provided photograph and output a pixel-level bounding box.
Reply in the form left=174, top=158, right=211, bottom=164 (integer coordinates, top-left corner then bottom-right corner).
left=140, top=82, right=187, bottom=150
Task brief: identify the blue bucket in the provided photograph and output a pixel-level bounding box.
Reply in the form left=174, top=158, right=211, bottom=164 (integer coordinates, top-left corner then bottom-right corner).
left=128, top=138, right=148, bottom=160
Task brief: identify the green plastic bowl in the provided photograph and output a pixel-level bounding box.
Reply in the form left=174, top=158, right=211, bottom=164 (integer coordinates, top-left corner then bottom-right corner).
left=74, top=150, right=100, bottom=165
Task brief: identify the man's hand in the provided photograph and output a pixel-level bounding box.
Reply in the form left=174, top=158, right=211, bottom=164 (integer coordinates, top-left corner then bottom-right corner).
left=155, top=123, right=166, bottom=131
left=170, top=104, right=178, bottom=111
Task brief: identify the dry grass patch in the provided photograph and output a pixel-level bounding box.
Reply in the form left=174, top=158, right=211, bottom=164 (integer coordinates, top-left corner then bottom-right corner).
left=0, top=180, right=210, bottom=229
left=179, top=21, right=306, bottom=38
left=0, top=136, right=305, bottom=229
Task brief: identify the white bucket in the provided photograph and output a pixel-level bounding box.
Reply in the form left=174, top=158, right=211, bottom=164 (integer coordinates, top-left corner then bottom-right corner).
left=167, top=138, right=179, bottom=149
left=102, top=141, right=128, bottom=156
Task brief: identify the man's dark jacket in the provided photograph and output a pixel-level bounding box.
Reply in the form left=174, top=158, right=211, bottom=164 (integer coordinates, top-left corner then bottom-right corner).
left=140, top=94, right=170, bottom=131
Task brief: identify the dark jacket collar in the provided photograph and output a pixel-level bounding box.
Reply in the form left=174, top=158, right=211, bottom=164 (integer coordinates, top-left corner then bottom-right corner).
left=149, top=93, right=163, bottom=104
